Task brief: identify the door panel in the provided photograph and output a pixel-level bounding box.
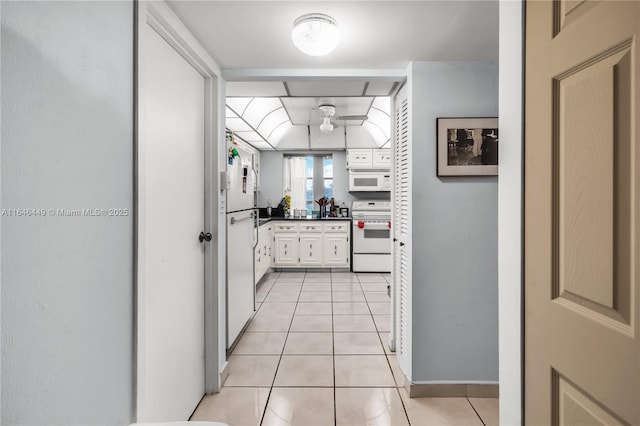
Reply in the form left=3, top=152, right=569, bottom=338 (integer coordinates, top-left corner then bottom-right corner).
left=392, top=84, right=411, bottom=375
left=525, top=1, right=639, bottom=424
left=299, top=234, right=322, bottom=266
left=139, top=23, right=205, bottom=421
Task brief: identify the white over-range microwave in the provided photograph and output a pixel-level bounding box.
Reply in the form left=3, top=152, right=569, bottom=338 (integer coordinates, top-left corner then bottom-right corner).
left=348, top=171, right=391, bottom=192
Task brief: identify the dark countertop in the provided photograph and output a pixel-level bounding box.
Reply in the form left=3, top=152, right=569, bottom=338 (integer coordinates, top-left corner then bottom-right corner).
left=259, top=216, right=351, bottom=225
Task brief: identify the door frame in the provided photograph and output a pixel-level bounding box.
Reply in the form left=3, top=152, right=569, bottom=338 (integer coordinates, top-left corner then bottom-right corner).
left=135, top=1, right=224, bottom=420
left=497, top=1, right=524, bottom=425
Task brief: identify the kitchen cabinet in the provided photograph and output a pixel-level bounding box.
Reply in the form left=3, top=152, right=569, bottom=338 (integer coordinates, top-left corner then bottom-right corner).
left=255, top=222, right=272, bottom=283
left=323, top=234, right=349, bottom=266
left=372, top=149, right=391, bottom=169
left=323, top=221, right=349, bottom=267
left=274, top=233, right=298, bottom=267
left=271, top=220, right=350, bottom=268
left=299, top=234, right=323, bottom=266
left=347, top=149, right=391, bottom=170
left=347, top=149, right=373, bottom=169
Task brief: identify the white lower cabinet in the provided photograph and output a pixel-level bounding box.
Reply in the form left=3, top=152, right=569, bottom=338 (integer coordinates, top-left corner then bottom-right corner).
left=299, top=234, right=323, bottom=266
left=271, top=220, right=350, bottom=268
left=323, top=234, right=349, bottom=267
left=274, top=233, right=298, bottom=266
left=255, top=222, right=272, bottom=283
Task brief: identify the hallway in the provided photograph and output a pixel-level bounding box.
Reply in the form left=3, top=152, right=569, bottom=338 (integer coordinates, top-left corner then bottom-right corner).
left=192, top=271, right=498, bottom=425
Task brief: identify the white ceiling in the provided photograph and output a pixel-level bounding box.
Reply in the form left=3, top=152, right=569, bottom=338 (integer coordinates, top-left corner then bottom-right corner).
left=167, top=1, right=499, bottom=69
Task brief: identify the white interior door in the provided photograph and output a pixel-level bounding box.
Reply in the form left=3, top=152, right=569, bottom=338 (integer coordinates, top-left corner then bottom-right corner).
left=138, top=22, right=205, bottom=421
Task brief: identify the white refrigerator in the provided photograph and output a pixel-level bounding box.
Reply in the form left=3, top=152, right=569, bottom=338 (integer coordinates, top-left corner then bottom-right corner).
left=226, top=142, right=258, bottom=348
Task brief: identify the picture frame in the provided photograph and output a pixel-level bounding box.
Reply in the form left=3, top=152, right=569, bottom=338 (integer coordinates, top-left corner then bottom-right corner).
left=437, top=117, right=499, bottom=176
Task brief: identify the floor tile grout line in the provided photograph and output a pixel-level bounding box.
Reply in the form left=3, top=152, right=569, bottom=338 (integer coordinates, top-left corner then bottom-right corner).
left=466, top=397, right=487, bottom=426
left=331, top=275, right=337, bottom=426
left=258, top=271, right=307, bottom=426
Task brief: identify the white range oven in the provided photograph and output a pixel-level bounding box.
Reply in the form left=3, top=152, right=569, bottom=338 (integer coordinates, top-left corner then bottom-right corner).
left=351, top=201, right=392, bottom=272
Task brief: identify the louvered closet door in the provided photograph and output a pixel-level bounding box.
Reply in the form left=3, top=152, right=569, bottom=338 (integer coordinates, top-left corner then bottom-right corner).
left=392, top=85, right=411, bottom=378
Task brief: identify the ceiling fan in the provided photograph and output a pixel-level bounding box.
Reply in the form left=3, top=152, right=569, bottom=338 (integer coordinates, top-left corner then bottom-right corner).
left=317, top=104, right=368, bottom=133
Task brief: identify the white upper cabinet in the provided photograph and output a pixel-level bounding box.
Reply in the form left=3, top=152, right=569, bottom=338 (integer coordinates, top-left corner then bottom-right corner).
left=347, top=148, right=391, bottom=170
left=347, top=149, right=373, bottom=169
left=372, top=149, right=391, bottom=169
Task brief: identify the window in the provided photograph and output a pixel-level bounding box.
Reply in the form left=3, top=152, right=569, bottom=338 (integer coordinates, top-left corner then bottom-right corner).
left=284, top=155, right=333, bottom=212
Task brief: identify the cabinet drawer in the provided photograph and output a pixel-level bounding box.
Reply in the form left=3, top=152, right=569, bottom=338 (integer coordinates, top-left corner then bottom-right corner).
left=299, top=223, right=322, bottom=233
left=273, top=222, right=298, bottom=232
left=324, top=222, right=349, bottom=233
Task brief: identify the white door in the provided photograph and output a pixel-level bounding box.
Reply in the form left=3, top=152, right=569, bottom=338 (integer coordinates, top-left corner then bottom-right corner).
left=138, top=23, right=205, bottom=421
left=525, top=1, right=639, bottom=423
left=392, top=84, right=412, bottom=376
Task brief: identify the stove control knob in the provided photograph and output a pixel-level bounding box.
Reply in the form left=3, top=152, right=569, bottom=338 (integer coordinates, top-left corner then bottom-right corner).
left=388, top=221, right=392, bottom=229
left=358, top=221, right=365, bottom=229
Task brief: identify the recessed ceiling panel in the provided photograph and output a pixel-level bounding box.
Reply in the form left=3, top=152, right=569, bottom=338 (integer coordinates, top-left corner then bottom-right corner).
left=242, top=98, right=283, bottom=128
left=366, top=107, right=391, bottom=139
left=226, top=117, right=253, bottom=132
left=365, top=81, right=395, bottom=96
left=257, top=108, right=289, bottom=137
left=226, top=106, right=238, bottom=118
left=246, top=141, right=274, bottom=151
left=226, top=97, right=253, bottom=115
left=234, top=130, right=264, bottom=142
left=286, top=81, right=366, bottom=97
left=226, top=82, right=287, bottom=97
left=371, top=96, right=391, bottom=115
left=363, top=121, right=388, bottom=146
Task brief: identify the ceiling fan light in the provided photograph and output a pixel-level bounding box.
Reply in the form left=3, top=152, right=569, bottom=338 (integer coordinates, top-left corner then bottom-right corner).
left=292, top=13, right=339, bottom=56
left=319, top=117, right=334, bottom=133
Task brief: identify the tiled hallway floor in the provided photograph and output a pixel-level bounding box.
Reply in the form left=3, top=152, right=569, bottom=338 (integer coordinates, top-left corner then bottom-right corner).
left=192, top=271, right=498, bottom=426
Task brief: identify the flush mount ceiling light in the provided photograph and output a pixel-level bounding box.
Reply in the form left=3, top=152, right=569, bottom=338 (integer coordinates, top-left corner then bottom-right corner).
left=318, top=104, right=336, bottom=133
left=292, top=13, right=339, bottom=56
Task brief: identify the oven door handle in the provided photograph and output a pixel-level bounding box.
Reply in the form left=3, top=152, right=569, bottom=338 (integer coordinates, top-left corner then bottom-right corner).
left=354, top=223, right=391, bottom=230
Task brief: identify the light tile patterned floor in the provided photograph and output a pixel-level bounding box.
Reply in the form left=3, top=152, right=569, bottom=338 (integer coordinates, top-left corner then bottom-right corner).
left=191, top=271, right=498, bottom=426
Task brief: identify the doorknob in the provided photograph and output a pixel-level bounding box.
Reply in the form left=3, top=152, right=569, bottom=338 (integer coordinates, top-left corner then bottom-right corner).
left=199, top=231, right=212, bottom=243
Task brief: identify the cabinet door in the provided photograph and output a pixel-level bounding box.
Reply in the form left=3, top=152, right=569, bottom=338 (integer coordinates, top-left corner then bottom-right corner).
left=347, top=149, right=372, bottom=169
left=274, top=233, right=298, bottom=266
left=299, top=234, right=323, bottom=266
left=372, top=149, right=391, bottom=169
left=323, top=234, right=349, bottom=267
left=254, top=244, right=262, bottom=283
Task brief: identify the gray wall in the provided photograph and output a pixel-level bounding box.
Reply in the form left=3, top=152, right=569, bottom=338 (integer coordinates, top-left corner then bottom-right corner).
left=410, top=61, right=498, bottom=382
left=1, top=2, right=134, bottom=424
left=258, top=150, right=388, bottom=209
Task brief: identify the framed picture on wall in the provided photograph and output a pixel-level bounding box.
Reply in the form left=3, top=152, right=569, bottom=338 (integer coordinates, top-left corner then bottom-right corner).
left=437, top=117, right=498, bottom=176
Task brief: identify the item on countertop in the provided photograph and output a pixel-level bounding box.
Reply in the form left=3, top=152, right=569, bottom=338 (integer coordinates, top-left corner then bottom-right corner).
left=293, top=208, right=300, bottom=218
left=301, top=209, right=307, bottom=217
left=329, top=197, right=336, bottom=217
left=284, top=194, right=291, bottom=216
